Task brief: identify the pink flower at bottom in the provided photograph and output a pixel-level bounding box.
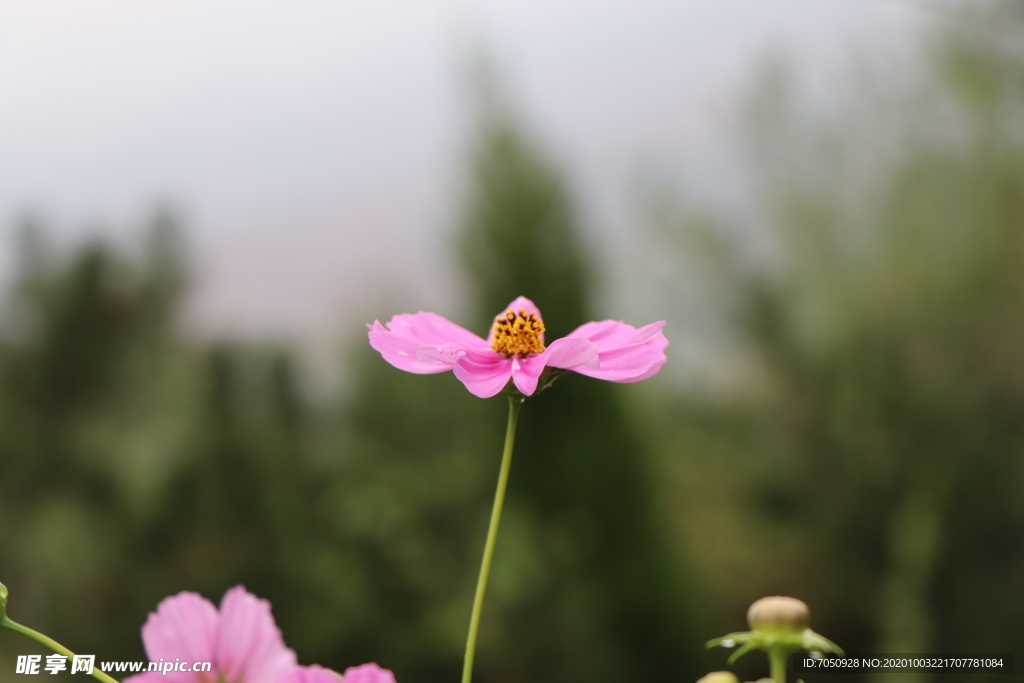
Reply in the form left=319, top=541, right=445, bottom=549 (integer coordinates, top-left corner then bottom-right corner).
left=125, top=586, right=297, bottom=683
left=275, top=664, right=395, bottom=683
left=368, top=296, right=668, bottom=398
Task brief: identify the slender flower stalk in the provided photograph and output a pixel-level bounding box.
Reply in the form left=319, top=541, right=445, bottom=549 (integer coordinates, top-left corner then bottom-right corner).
left=462, top=395, right=522, bottom=683
left=2, top=616, right=120, bottom=683
left=769, top=647, right=788, bottom=683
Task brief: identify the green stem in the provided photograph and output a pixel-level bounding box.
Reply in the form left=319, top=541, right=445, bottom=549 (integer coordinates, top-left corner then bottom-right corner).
left=462, top=395, right=522, bottom=683
left=770, top=647, right=788, bottom=683
left=3, top=616, right=120, bottom=683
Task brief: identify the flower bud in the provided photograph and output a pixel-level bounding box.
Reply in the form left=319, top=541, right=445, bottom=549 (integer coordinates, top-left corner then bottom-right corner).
left=746, top=596, right=810, bottom=634
left=697, top=673, right=739, bottom=683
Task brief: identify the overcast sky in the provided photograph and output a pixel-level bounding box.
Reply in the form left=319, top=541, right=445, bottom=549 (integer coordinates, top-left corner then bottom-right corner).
left=0, top=0, right=931, bottom=342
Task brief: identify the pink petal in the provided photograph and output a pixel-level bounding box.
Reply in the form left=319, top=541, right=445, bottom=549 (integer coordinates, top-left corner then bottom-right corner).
left=510, top=354, right=545, bottom=396
left=274, top=665, right=341, bottom=683
left=342, top=663, right=397, bottom=683
left=508, top=338, right=599, bottom=396
left=567, top=320, right=668, bottom=383
left=542, top=337, right=600, bottom=371
left=414, top=342, right=468, bottom=366
left=368, top=313, right=486, bottom=374
left=215, top=586, right=297, bottom=683
left=138, top=592, right=219, bottom=683
left=452, top=347, right=513, bottom=398
left=567, top=320, right=663, bottom=347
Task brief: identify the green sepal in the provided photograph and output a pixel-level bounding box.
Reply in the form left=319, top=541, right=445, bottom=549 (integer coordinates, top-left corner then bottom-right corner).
left=801, top=630, right=844, bottom=655
left=706, top=626, right=842, bottom=663
left=727, top=640, right=761, bottom=664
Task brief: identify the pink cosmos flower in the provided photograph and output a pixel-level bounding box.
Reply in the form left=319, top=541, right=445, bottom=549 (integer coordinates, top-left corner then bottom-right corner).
left=276, top=664, right=396, bottom=683
left=125, top=586, right=297, bottom=683
left=368, top=296, right=668, bottom=398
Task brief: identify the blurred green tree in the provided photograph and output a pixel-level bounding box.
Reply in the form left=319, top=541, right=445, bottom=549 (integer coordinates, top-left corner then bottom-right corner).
left=0, top=212, right=205, bottom=667
left=653, top=5, right=1024, bottom=682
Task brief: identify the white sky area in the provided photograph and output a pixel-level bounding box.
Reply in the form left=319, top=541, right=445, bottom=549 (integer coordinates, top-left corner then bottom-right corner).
left=0, top=0, right=932, bottom=349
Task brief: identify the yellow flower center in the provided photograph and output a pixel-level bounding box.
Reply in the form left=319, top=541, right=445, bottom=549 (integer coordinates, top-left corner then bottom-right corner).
left=490, top=308, right=546, bottom=357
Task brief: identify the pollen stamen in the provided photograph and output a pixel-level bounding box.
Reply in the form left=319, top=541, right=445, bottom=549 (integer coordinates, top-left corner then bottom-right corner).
left=490, top=307, right=545, bottom=357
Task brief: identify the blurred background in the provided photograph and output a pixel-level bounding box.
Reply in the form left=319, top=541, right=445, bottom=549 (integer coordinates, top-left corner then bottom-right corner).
left=1, top=2, right=1023, bottom=682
